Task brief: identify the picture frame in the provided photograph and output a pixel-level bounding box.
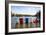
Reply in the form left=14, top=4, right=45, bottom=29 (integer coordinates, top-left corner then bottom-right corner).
left=5, top=1, right=45, bottom=34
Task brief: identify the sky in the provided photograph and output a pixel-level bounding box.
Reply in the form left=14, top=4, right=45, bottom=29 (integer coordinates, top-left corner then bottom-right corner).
left=11, top=6, right=41, bottom=15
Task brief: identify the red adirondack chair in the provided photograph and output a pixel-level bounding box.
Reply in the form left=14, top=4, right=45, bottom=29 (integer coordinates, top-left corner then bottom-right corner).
left=19, top=18, right=23, bottom=24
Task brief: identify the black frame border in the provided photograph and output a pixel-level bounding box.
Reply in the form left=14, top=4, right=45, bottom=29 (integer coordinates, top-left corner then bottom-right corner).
left=5, top=1, right=45, bottom=35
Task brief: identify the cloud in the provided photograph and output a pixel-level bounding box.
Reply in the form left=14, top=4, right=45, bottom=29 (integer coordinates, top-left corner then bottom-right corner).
left=11, top=6, right=41, bottom=15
